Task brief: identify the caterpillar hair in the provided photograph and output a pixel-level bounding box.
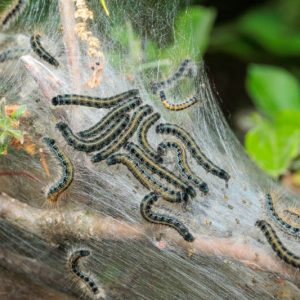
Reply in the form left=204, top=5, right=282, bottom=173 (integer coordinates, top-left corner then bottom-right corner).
left=56, top=115, right=129, bottom=153
left=140, top=192, right=195, bottom=242
left=106, top=154, right=187, bottom=203
left=52, top=89, right=139, bottom=109
left=156, top=123, right=230, bottom=186
left=157, top=141, right=209, bottom=194
left=159, top=90, right=199, bottom=111
left=124, top=142, right=196, bottom=198
left=0, top=48, right=29, bottom=63
left=0, top=0, right=27, bottom=29
left=255, top=220, right=300, bottom=269
left=265, top=193, right=300, bottom=237
left=30, top=34, right=59, bottom=67
left=67, top=249, right=105, bottom=299
left=43, top=137, right=74, bottom=204
left=151, top=59, right=197, bottom=94
left=78, top=96, right=142, bottom=138
left=91, top=105, right=153, bottom=162
left=137, top=112, right=162, bottom=163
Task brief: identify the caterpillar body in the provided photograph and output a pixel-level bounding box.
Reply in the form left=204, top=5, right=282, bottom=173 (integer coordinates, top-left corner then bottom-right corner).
left=56, top=115, right=129, bottom=153
left=151, top=59, right=197, bottom=94
left=137, top=112, right=162, bottom=163
left=157, top=141, right=208, bottom=194
left=52, top=89, right=139, bottom=109
left=0, top=0, right=27, bottom=29
left=140, top=192, right=195, bottom=242
left=265, top=193, right=300, bottom=237
left=106, top=154, right=187, bottom=203
left=0, top=48, right=29, bottom=63
left=30, top=34, right=59, bottom=67
left=256, top=220, right=300, bottom=269
left=43, top=137, right=74, bottom=203
left=159, top=90, right=199, bottom=111
left=156, top=123, right=230, bottom=186
left=68, top=249, right=105, bottom=299
left=91, top=105, right=153, bottom=162
left=124, top=142, right=196, bottom=198
left=78, top=97, right=142, bottom=138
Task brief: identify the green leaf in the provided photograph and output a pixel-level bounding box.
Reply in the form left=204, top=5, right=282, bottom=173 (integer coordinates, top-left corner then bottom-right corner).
left=239, top=9, right=300, bottom=56
left=11, top=105, right=26, bottom=119
left=0, top=144, right=8, bottom=155
left=246, top=64, right=300, bottom=117
left=245, top=115, right=300, bottom=177
left=164, top=6, right=216, bottom=61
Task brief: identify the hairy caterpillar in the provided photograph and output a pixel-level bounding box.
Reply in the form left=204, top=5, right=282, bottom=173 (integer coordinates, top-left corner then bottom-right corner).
left=52, top=89, right=139, bottom=109
left=255, top=220, right=300, bottom=269
left=140, top=192, right=195, bottom=242
left=56, top=115, right=129, bottom=153
left=106, top=154, right=187, bottom=202
left=265, top=193, right=300, bottom=236
left=43, top=137, right=74, bottom=203
left=137, top=112, right=162, bottom=163
left=30, top=34, right=59, bottom=67
left=156, top=123, right=230, bottom=186
left=124, top=142, right=196, bottom=198
left=151, top=59, right=196, bottom=94
left=0, top=48, right=29, bottom=63
left=0, top=0, right=27, bottom=29
left=78, top=96, right=142, bottom=138
left=157, top=141, right=208, bottom=194
left=91, top=105, right=153, bottom=162
left=159, top=90, right=199, bottom=111
left=68, top=249, right=105, bottom=299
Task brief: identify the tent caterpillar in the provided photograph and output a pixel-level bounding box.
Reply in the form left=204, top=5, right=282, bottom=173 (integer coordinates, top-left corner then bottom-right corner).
left=159, top=90, right=199, bottom=111
left=156, top=123, right=230, bottom=186
left=78, top=96, right=142, bottom=138
left=91, top=105, right=153, bottom=162
left=124, top=142, right=196, bottom=198
left=0, top=0, right=27, bottom=29
left=43, top=137, right=74, bottom=203
left=52, top=89, right=139, bottom=109
left=140, top=192, right=195, bottom=242
left=30, top=34, right=59, bottom=67
left=67, top=249, right=106, bottom=299
left=137, top=112, right=162, bottom=163
left=151, top=59, right=196, bottom=94
left=157, top=141, right=208, bottom=194
left=56, top=115, right=129, bottom=153
left=106, top=154, right=187, bottom=203
left=255, top=220, right=300, bottom=269
left=265, top=193, right=300, bottom=237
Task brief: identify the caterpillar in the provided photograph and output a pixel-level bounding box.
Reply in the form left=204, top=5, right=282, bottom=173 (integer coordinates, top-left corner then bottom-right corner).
left=67, top=249, right=105, bottom=299
left=124, top=142, right=196, bottom=198
left=0, top=0, right=27, bottom=29
left=56, top=115, right=129, bottom=153
left=157, top=141, right=209, bottom=194
left=30, top=34, right=59, bottom=67
left=156, top=123, right=230, bottom=186
left=52, top=89, right=139, bottom=109
left=265, top=193, right=300, bottom=237
left=78, top=96, right=142, bottom=138
left=151, top=59, right=197, bottom=94
left=140, top=192, right=195, bottom=242
left=106, top=154, right=187, bottom=203
left=137, top=112, right=162, bottom=163
left=159, top=90, right=199, bottom=111
left=43, top=137, right=74, bottom=203
left=255, top=220, right=300, bottom=269
left=0, top=48, right=29, bottom=63
left=91, top=105, right=153, bottom=162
